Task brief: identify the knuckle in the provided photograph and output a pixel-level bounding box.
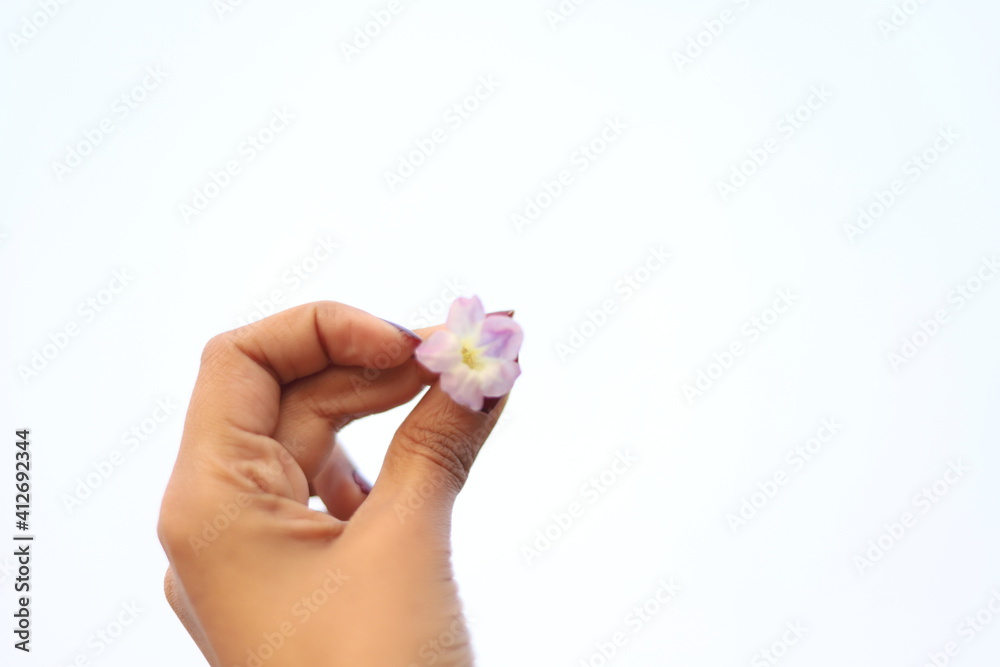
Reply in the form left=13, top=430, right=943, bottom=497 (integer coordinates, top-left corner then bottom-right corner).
left=313, top=299, right=344, bottom=312
left=313, top=300, right=347, bottom=332
left=200, top=332, right=233, bottom=366
left=216, top=440, right=298, bottom=498
left=231, top=458, right=285, bottom=496
left=156, top=494, right=188, bottom=555
left=313, top=301, right=359, bottom=357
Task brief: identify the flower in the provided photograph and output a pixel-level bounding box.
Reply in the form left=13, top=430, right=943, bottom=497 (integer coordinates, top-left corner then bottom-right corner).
left=414, top=296, right=522, bottom=411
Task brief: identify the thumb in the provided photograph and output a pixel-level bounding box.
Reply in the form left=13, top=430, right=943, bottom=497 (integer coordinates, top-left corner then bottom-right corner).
left=370, top=382, right=508, bottom=521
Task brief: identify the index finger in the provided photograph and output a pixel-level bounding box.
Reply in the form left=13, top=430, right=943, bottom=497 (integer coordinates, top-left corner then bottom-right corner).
left=187, top=301, right=422, bottom=442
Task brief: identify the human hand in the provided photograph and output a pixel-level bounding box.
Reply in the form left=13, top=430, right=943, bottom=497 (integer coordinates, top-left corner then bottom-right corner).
left=157, top=301, right=513, bottom=666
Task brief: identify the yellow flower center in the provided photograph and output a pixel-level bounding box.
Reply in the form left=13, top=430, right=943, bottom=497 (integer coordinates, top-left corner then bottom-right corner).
left=461, top=342, right=483, bottom=370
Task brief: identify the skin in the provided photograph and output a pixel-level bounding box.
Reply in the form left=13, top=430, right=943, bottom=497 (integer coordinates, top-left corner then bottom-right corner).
left=157, top=301, right=510, bottom=666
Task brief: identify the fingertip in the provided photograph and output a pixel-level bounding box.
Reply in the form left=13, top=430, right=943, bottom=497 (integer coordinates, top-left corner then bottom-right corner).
left=380, top=319, right=423, bottom=344
left=407, top=323, right=450, bottom=386
left=415, top=363, right=439, bottom=387
left=479, top=395, right=504, bottom=414
left=352, top=468, right=372, bottom=496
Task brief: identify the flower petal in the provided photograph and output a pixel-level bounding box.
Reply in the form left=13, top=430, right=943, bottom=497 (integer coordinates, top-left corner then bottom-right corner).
left=440, top=364, right=486, bottom=411
left=478, top=316, right=523, bottom=360
left=477, top=358, right=521, bottom=397
left=414, top=330, right=462, bottom=373
left=446, top=296, right=485, bottom=338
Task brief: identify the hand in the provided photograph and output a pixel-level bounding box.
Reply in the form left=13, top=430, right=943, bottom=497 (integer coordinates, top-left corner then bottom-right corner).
left=157, top=301, right=510, bottom=666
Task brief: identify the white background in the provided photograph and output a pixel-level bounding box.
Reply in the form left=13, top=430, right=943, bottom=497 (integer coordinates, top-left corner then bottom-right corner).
left=3, top=0, right=1000, bottom=665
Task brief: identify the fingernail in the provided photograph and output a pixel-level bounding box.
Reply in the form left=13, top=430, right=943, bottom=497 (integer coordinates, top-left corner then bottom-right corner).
left=381, top=319, right=422, bottom=343
left=486, top=310, right=515, bottom=318
left=352, top=469, right=372, bottom=495
left=480, top=395, right=504, bottom=414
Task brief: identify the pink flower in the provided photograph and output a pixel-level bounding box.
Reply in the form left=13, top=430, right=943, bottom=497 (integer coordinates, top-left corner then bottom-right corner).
left=414, top=296, right=522, bottom=411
